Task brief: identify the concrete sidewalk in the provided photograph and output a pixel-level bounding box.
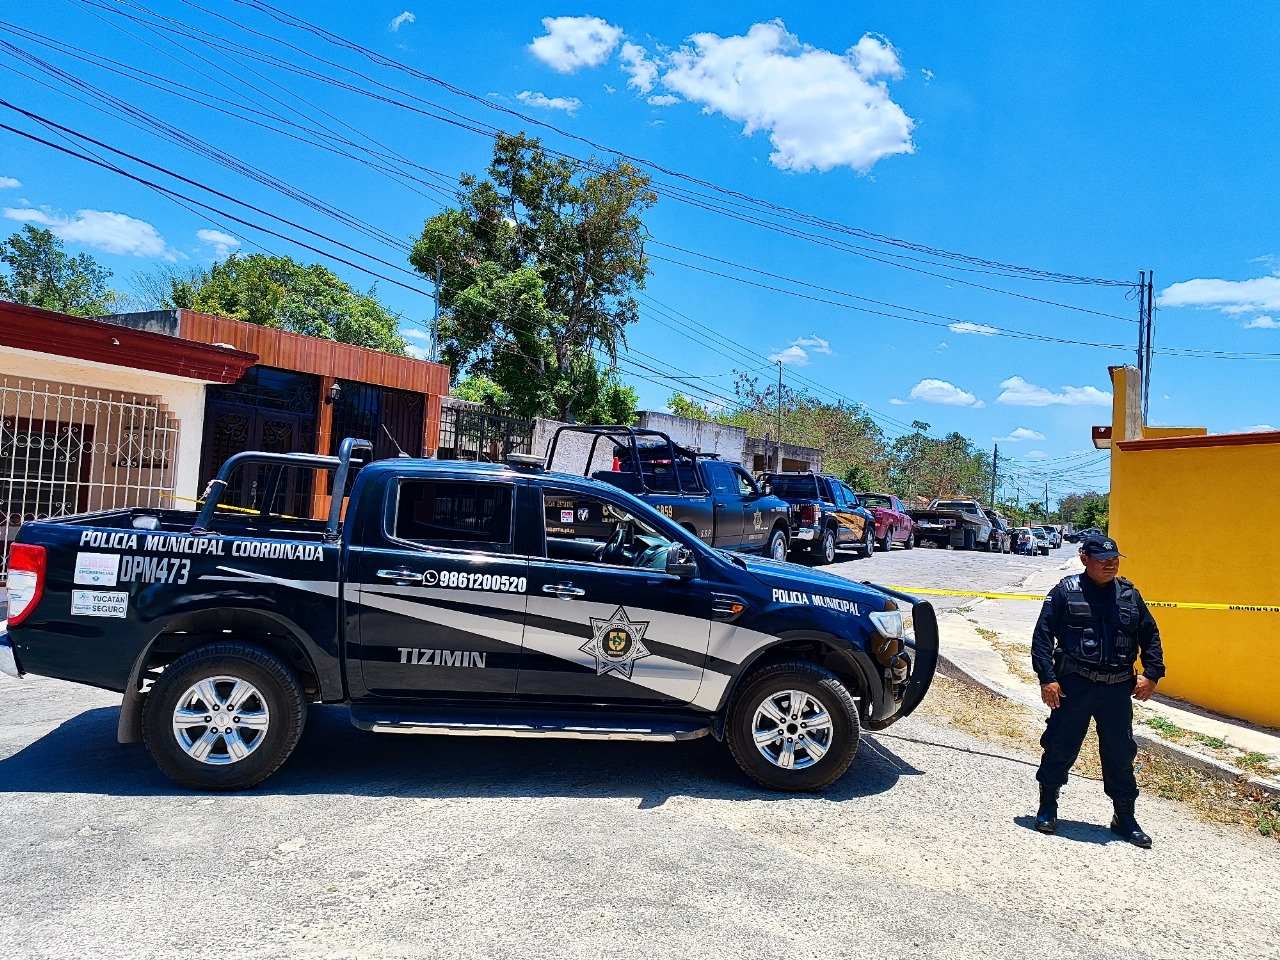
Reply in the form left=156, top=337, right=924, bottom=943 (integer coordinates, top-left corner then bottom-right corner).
left=928, top=555, right=1280, bottom=796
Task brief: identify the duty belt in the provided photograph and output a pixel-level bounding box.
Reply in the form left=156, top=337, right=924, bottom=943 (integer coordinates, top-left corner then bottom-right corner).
left=1072, top=667, right=1134, bottom=684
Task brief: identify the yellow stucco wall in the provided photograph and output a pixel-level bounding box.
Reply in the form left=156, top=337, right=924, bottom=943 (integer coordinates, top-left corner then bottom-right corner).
left=1108, top=365, right=1280, bottom=728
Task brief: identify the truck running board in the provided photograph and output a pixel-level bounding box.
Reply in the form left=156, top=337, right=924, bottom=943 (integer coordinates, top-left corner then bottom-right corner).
left=349, top=706, right=711, bottom=742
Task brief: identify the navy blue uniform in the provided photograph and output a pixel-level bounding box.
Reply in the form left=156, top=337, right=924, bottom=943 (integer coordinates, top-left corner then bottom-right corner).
left=1032, top=574, right=1165, bottom=800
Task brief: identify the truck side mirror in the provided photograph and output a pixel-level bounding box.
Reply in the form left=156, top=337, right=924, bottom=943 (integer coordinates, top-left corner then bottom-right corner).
left=665, top=544, right=699, bottom=579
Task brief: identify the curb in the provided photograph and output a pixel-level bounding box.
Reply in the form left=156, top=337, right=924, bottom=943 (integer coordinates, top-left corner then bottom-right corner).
left=936, top=652, right=1280, bottom=799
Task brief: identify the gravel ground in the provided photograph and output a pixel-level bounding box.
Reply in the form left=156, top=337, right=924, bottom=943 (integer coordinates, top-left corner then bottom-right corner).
left=3, top=542, right=1277, bottom=960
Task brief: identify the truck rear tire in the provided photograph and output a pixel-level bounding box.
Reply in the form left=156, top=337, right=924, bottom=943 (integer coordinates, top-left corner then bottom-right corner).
left=814, top=527, right=837, bottom=565
left=877, top=526, right=892, bottom=551
left=142, top=642, right=307, bottom=791
left=904, top=532, right=914, bottom=550
left=726, top=660, right=861, bottom=792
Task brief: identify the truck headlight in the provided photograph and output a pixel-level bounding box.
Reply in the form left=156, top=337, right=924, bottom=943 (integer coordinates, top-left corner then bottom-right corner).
left=869, top=610, right=904, bottom=639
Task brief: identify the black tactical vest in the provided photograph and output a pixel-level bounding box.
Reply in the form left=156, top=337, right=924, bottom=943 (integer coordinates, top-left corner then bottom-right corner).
left=1060, top=575, right=1141, bottom=668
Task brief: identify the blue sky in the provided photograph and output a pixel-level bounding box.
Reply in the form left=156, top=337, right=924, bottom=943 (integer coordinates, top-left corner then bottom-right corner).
left=3, top=2, right=1279, bottom=503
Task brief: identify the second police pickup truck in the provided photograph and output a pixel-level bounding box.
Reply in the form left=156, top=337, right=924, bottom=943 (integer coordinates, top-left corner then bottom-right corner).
left=547, top=425, right=793, bottom=560
left=1, top=439, right=938, bottom=794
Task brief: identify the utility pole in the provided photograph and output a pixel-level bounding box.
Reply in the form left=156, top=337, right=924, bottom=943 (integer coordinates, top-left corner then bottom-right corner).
left=1143, top=271, right=1155, bottom=420
left=775, top=360, right=783, bottom=472
left=1141, top=267, right=1152, bottom=414
left=990, top=444, right=999, bottom=506
left=430, top=258, right=443, bottom=363
left=1044, top=481, right=1050, bottom=520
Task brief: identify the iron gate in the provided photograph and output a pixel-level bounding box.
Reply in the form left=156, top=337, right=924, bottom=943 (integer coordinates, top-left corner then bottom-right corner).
left=438, top=405, right=533, bottom=462
left=0, top=377, right=178, bottom=576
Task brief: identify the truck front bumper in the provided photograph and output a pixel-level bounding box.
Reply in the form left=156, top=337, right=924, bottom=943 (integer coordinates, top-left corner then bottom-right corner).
left=0, top=624, right=22, bottom=680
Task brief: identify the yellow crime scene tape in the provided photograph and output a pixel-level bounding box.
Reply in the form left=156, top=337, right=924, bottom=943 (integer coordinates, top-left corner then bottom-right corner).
left=168, top=495, right=300, bottom=520
left=882, top=586, right=1280, bottom=614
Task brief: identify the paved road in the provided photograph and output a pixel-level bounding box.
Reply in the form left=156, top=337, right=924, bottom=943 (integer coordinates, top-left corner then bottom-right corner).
left=822, top=537, right=1077, bottom=613
left=3, top=541, right=1277, bottom=960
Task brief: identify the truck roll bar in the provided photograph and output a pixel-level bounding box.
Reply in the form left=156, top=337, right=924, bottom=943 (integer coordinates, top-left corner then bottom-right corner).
left=191, top=437, right=374, bottom=538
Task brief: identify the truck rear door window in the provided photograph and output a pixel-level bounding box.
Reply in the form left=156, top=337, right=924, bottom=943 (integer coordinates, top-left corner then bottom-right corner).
left=768, top=476, right=819, bottom=498
left=394, top=480, right=514, bottom=550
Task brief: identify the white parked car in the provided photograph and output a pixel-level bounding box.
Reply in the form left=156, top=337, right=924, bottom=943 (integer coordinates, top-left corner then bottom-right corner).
left=1030, top=526, right=1051, bottom=555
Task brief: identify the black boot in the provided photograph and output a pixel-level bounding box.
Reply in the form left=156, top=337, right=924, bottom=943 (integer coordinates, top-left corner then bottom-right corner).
left=1110, top=799, right=1152, bottom=848
left=1034, top=785, right=1059, bottom=833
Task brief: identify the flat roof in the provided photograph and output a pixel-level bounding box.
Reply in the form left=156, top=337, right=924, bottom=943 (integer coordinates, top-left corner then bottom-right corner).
left=0, top=301, right=257, bottom=382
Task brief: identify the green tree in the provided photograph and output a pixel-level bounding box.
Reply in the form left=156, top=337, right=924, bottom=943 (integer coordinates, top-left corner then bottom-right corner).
left=667, top=392, right=713, bottom=421
left=0, top=225, right=118, bottom=317
left=886, top=421, right=993, bottom=501
left=411, top=132, right=656, bottom=421
left=140, top=253, right=408, bottom=354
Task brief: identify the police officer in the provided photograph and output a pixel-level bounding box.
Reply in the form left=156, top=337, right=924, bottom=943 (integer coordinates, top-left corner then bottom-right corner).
left=1031, top=534, right=1165, bottom=847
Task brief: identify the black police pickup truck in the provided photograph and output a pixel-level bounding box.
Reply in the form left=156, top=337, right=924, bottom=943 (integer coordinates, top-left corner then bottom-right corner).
left=547, top=426, right=793, bottom=560
left=1, top=439, right=938, bottom=793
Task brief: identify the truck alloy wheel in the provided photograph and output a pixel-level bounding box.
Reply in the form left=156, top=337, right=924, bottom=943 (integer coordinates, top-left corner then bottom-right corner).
left=767, top=527, right=788, bottom=561
left=143, top=642, right=307, bottom=791
left=726, top=660, right=860, bottom=791
left=816, top=528, right=837, bottom=565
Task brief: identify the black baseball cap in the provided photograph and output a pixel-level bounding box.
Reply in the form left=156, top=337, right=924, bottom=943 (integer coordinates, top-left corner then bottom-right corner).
left=1081, top=535, right=1123, bottom=559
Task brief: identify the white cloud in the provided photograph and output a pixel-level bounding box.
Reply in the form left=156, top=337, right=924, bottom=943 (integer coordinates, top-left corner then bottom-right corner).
left=1244, top=424, right=1276, bottom=432
left=993, top=427, right=1046, bottom=443
left=1158, top=275, right=1280, bottom=315
left=934, top=341, right=949, bottom=351
left=768, top=335, right=833, bottom=366
left=388, top=11, right=415, bottom=32
left=603, top=84, right=617, bottom=94
left=768, top=345, right=810, bottom=366
left=888, top=397, right=909, bottom=405
left=849, top=34, right=904, bottom=80
left=0, top=176, right=20, bottom=189
left=948, top=321, right=998, bottom=336
left=620, top=41, right=659, bottom=93
left=516, top=91, right=583, bottom=114
left=530, top=16, right=623, bottom=73
left=792, top=335, right=833, bottom=354
left=1026, top=450, right=1048, bottom=459
left=908, top=378, right=984, bottom=408
left=1243, top=315, right=1280, bottom=329
left=402, top=329, right=431, bottom=342
left=3, top=206, right=175, bottom=259
left=647, top=94, right=681, bottom=106
left=196, top=228, right=240, bottom=259
left=660, top=21, right=915, bottom=173
left=920, top=68, right=935, bottom=82
left=996, top=376, right=1112, bottom=407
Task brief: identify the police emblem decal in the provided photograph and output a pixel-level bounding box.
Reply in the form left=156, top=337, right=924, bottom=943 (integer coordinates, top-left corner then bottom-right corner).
left=581, top=606, right=651, bottom=679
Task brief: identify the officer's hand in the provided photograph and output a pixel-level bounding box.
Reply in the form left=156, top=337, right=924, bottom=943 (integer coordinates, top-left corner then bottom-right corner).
left=1041, top=682, right=1064, bottom=709
left=1133, top=676, right=1157, bottom=701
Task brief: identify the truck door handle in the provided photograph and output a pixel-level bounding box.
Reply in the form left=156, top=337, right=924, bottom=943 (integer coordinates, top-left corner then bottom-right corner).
left=542, top=583, right=585, bottom=600
left=716, top=503, right=727, bottom=509
left=377, top=568, right=424, bottom=584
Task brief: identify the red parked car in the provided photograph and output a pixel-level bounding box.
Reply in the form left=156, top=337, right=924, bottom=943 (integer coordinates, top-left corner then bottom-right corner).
left=855, top=492, right=916, bottom=551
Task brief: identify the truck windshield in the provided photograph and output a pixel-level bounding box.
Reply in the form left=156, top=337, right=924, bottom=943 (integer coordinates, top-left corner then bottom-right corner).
left=767, top=475, right=820, bottom=498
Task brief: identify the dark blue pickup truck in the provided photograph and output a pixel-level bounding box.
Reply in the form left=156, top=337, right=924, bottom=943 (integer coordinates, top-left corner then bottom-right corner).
left=548, top=426, right=793, bottom=560
left=1, top=438, right=937, bottom=793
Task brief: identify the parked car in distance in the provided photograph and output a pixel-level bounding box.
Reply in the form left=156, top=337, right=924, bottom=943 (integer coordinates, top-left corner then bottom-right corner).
left=1066, top=527, right=1104, bottom=543
left=1043, top=526, right=1063, bottom=548
left=909, top=497, right=994, bottom=551
left=855, top=492, right=916, bottom=552
left=984, top=510, right=1011, bottom=553
left=1029, top=526, right=1051, bottom=555
left=763, top=472, right=876, bottom=564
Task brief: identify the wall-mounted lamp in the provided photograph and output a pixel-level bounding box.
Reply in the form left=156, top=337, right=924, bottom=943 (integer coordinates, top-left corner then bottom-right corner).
left=325, top=381, right=342, bottom=405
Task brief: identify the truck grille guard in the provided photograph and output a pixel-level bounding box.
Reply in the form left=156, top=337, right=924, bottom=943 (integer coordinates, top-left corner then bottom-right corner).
left=859, top=582, right=939, bottom=730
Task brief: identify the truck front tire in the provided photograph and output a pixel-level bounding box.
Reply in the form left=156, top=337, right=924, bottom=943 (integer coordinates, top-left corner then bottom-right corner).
left=726, top=660, right=861, bottom=791
left=142, top=642, right=307, bottom=791
left=766, top=526, right=789, bottom=561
